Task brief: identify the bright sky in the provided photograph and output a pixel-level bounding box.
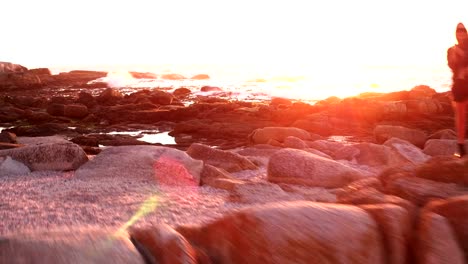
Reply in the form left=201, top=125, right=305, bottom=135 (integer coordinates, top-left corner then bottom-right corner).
left=2, top=0, right=468, bottom=70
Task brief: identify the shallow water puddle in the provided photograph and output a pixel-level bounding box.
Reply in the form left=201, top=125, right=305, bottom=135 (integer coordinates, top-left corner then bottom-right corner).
left=0, top=127, right=12, bottom=132
left=327, top=135, right=355, bottom=145
left=137, top=132, right=176, bottom=145
left=107, top=130, right=176, bottom=145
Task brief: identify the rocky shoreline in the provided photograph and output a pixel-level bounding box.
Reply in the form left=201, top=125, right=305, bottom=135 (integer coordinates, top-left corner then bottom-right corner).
left=1, top=63, right=468, bottom=263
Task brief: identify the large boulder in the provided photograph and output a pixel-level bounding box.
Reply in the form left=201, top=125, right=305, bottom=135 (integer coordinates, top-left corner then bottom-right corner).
left=384, top=176, right=468, bottom=206
left=334, top=142, right=408, bottom=167
left=96, top=88, right=124, bottom=105
left=63, top=104, right=89, bottom=119
left=408, top=85, right=437, bottom=99
left=0, top=71, right=43, bottom=90
left=427, top=129, right=457, bottom=140
left=334, top=98, right=386, bottom=123
left=307, top=139, right=345, bottom=157
left=291, top=114, right=333, bottom=136
left=374, top=125, right=427, bottom=148
left=423, top=139, right=465, bottom=157
left=405, top=99, right=443, bottom=114
left=75, top=146, right=203, bottom=185
left=267, top=148, right=363, bottom=188
left=186, top=143, right=257, bottom=172
left=177, top=201, right=385, bottom=263
left=0, top=130, right=17, bottom=143
left=0, top=141, right=88, bottom=171
left=415, top=156, right=468, bottom=185
left=161, top=73, right=186, bottom=80
left=10, top=123, right=71, bottom=137
left=249, top=127, right=311, bottom=144
left=148, top=90, right=174, bottom=105
left=50, top=70, right=107, bottom=86
left=383, top=137, right=430, bottom=165
left=17, top=135, right=70, bottom=145
left=190, top=74, right=210, bottom=80
left=283, top=136, right=308, bottom=149
left=0, top=62, right=27, bottom=73
left=229, top=182, right=304, bottom=204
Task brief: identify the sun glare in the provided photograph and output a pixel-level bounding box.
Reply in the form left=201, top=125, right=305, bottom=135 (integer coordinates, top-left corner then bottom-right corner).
left=1, top=1, right=467, bottom=99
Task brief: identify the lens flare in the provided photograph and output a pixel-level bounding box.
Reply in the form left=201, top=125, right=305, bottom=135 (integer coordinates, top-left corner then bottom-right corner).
left=115, top=195, right=159, bottom=237
left=153, top=156, right=198, bottom=187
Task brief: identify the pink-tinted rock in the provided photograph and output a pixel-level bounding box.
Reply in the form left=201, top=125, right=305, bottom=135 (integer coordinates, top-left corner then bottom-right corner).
left=406, top=99, right=443, bottom=114
left=177, top=201, right=385, bottom=264
left=0, top=71, right=43, bottom=90
left=291, top=114, right=333, bottom=136
left=427, top=129, right=457, bottom=140
left=129, top=224, right=198, bottom=264
left=190, top=74, right=210, bottom=80
left=308, top=139, right=345, bottom=157
left=229, top=182, right=303, bottom=204
left=416, top=212, right=464, bottom=264
left=283, top=136, right=308, bottom=149
left=0, top=228, right=144, bottom=264
left=64, top=104, right=89, bottom=119
left=173, top=87, right=192, bottom=98
left=270, top=97, right=292, bottom=106
left=268, top=148, right=363, bottom=188
left=0, top=61, right=27, bottom=73
left=374, top=125, right=427, bottom=148
left=249, top=126, right=311, bottom=144
left=96, top=88, right=124, bottom=105
left=334, top=142, right=407, bottom=167
left=424, top=195, right=468, bottom=260
left=408, top=85, right=437, bottom=99
left=75, top=145, right=203, bottom=185
left=383, top=137, right=431, bottom=165
left=161, top=73, right=186, bottom=80
left=359, top=204, right=412, bottom=264
left=200, top=86, right=222, bottom=92
left=415, top=156, right=468, bottom=185
left=130, top=71, right=158, bottom=79
left=187, top=143, right=257, bottom=172
left=46, top=103, right=65, bottom=116
left=0, top=142, right=88, bottom=171
left=423, top=139, right=463, bottom=157
left=148, top=90, right=174, bottom=105
left=385, top=176, right=468, bottom=206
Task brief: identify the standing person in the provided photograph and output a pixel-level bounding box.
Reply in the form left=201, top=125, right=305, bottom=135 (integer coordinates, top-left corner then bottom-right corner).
left=447, top=23, right=468, bottom=157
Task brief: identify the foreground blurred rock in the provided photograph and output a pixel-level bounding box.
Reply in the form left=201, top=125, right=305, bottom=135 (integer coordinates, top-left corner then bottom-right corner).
left=0, top=228, right=145, bottom=264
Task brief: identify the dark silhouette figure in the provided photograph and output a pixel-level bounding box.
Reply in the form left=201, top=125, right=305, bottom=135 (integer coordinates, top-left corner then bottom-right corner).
left=447, top=23, right=468, bottom=157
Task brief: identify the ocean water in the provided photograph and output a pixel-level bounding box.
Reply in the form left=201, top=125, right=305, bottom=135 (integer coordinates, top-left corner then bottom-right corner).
left=54, top=63, right=453, bottom=103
